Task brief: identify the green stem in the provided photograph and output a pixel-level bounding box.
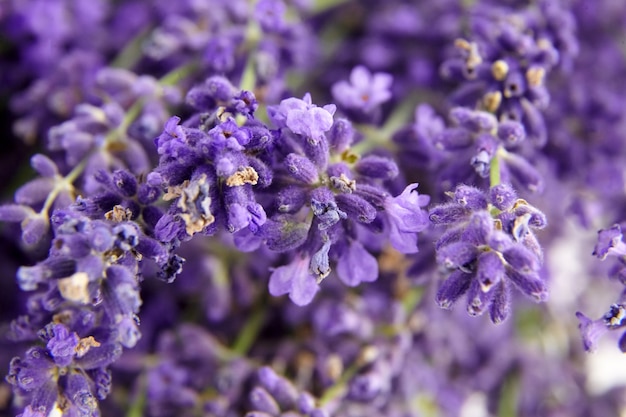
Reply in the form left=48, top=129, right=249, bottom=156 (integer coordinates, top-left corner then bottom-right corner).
left=402, top=287, right=423, bottom=314
left=351, top=125, right=396, bottom=155
left=125, top=373, right=147, bottom=417
left=111, top=27, right=153, bottom=69
left=497, top=372, right=519, bottom=417
left=239, top=52, right=258, bottom=92
left=39, top=159, right=88, bottom=218
left=380, top=93, right=421, bottom=136
left=312, top=0, right=352, bottom=13
left=159, top=61, right=199, bottom=86
left=110, top=100, right=145, bottom=142
left=239, top=0, right=261, bottom=91
left=318, top=361, right=360, bottom=406
left=351, top=93, right=422, bottom=155
left=231, top=305, right=267, bottom=355
left=490, top=152, right=501, bottom=187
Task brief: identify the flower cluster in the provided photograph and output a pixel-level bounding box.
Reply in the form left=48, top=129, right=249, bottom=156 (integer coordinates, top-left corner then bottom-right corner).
left=440, top=0, right=577, bottom=146
left=1, top=0, right=626, bottom=416
left=429, top=184, right=547, bottom=323
left=6, top=201, right=180, bottom=414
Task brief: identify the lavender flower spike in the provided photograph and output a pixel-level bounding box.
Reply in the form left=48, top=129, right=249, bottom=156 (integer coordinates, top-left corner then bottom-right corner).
left=429, top=184, right=547, bottom=322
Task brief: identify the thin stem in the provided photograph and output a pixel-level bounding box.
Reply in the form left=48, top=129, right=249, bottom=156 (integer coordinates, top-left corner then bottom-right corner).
left=159, top=61, right=199, bottom=86
left=351, top=125, right=397, bottom=155
left=106, top=99, right=145, bottom=144
left=490, top=152, right=501, bottom=187
left=380, top=92, right=421, bottom=136
left=39, top=159, right=88, bottom=217
left=239, top=0, right=261, bottom=91
left=402, top=287, right=424, bottom=314
left=231, top=304, right=267, bottom=355
left=497, top=372, right=520, bottom=417
left=239, top=52, right=258, bottom=92
left=111, top=27, right=152, bottom=69
left=125, top=373, right=147, bottom=417
left=318, top=361, right=360, bottom=406
left=312, top=0, right=352, bottom=13
left=351, top=93, right=422, bottom=155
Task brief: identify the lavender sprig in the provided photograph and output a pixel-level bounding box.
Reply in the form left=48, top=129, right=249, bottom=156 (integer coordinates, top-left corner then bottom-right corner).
left=2, top=0, right=626, bottom=416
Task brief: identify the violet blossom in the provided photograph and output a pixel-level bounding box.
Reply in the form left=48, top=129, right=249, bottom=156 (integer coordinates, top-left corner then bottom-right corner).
left=1, top=0, right=626, bottom=416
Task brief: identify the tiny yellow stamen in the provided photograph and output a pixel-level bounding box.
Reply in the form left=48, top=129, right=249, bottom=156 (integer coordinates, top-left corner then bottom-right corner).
left=483, top=91, right=502, bottom=113
left=526, top=66, right=546, bottom=88
left=491, top=60, right=509, bottom=81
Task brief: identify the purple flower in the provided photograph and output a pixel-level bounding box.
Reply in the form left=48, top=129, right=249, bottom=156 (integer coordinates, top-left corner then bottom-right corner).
left=576, top=304, right=626, bottom=352
left=47, top=324, right=80, bottom=367
left=269, top=256, right=319, bottom=306
left=383, top=183, right=430, bottom=254
left=429, top=184, right=547, bottom=322
left=332, top=66, right=393, bottom=113
left=268, top=93, right=336, bottom=141
left=255, top=0, right=287, bottom=33
left=593, top=224, right=626, bottom=260
left=336, top=240, right=378, bottom=286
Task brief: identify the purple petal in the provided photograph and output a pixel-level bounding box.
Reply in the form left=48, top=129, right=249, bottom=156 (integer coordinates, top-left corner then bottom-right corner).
left=576, top=312, right=608, bottom=352
left=337, top=241, right=378, bottom=287
left=290, top=271, right=319, bottom=306
left=269, top=257, right=319, bottom=306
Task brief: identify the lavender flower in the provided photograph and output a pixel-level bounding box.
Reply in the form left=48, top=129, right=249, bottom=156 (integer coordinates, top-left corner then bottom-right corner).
left=429, top=184, right=547, bottom=322
left=576, top=303, right=626, bottom=352
left=440, top=0, right=577, bottom=145
left=412, top=105, right=544, bottom=193
left=261, top=93, right=429, bottom=305
left=331, top=66, right=393, bottom=122
left=3, top=1, right=626, bottom=416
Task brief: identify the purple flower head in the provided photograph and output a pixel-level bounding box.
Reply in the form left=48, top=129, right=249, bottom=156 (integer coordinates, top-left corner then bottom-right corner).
left=268, top=93, right=336, bottom=142
left=430, top=184, right=547, bottom=322
left=440, top=1, right=577, bottom=145
left=255, top=0, right=287, bottom=33
left=383, top=183, right=430, bottom=254
left=332, top=66, right=393, bottom=113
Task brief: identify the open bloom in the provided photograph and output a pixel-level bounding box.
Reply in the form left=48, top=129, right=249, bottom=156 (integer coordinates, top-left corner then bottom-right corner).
left=332, top=66, right=393, bottom=113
